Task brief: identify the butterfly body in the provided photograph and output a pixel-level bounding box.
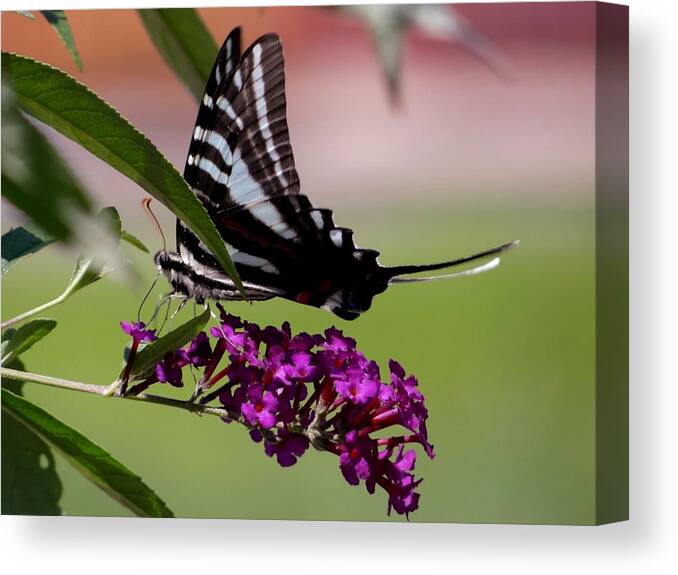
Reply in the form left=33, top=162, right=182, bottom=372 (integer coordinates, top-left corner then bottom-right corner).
left=156, top=28, right=516, bottom=320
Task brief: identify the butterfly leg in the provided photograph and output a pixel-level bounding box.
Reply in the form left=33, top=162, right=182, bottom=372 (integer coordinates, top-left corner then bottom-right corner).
left=146, top=292, right=176, bottom=335
left=169, top=296, right=189, bottom=320
left=185, top=302, right=211, bottom=405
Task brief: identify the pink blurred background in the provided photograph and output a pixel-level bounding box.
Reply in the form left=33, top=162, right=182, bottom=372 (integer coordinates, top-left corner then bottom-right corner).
left=2, top=3, right=595, bottom=220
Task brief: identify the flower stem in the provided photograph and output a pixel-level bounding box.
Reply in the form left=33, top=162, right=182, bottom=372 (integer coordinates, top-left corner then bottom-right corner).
left=118, top=339, right=140, bottom=396
left=1, top=292, right=68, bottom=329
left=0, top=366, right=233, bottom=418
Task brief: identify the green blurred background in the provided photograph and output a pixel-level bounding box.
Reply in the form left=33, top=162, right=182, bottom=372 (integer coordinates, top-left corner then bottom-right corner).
left=2, top=4, right=598, bottom=523
left=2, top=200, right=596, bottom=524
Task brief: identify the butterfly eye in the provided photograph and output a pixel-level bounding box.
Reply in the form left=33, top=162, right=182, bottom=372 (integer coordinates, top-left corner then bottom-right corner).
left=153, top=251, right=170, bottom=267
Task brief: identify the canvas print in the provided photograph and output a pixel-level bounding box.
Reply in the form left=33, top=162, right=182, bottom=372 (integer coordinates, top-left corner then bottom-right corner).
left=1, top=2, right=628, bottom=524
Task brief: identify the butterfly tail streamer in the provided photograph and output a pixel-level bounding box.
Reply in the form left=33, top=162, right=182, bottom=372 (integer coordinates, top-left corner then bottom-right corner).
left=387, top=240, right=519, bottom=284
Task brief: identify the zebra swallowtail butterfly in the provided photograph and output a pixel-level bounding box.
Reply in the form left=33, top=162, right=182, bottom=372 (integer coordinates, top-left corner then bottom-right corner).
left=155, top=28, right=517, bottom=321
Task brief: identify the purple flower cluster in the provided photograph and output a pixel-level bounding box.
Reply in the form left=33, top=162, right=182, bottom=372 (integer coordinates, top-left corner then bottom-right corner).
left=120, top=307, right=434, bottom=517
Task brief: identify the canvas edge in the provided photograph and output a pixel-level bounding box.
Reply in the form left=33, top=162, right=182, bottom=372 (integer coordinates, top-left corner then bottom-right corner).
left=594, top=0, right=630, bottom=525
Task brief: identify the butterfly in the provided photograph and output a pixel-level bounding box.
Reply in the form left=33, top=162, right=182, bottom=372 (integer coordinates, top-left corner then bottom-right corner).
left=155, top=28, right=517, bottom=321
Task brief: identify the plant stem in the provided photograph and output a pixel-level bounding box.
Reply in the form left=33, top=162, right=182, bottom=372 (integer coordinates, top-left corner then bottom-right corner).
left=1, top=293, right=68, bottom=329
left=0, top=366, right=232, bottom=419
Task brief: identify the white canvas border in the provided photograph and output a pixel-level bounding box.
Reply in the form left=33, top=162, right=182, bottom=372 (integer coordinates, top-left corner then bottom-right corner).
left=2, top=0, right=677, bottom=574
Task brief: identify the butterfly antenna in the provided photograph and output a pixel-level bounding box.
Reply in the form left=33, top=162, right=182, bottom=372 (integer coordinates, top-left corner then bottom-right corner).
left=135, top=198, right=168, bottom=323
left=388, top=240, right=519, bottom=284
left=137, top=271, right=161, bottom=322
left=142, top=197, right=166, bottom=252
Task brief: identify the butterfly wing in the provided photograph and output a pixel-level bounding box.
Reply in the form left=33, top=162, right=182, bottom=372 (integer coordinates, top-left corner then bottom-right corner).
left=166, top=29, right=517, bottom=318
left=175, top=30, right=391, bottom=319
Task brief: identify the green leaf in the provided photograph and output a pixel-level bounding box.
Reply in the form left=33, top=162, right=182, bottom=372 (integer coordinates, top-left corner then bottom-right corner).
left=138, top=8, right=217, bottom=102
left=1, top=82, right=93, bottom=242
left=1, top=359, right=63, bottom=516
left=61, top=207, right=122, bottom=299
left=127, top=309, right=211, bottom=381
left=1, top=388, right=174, bottom=517
left=0, top=223, right=144, bottom=276
left=40, top=10, right=83, bottom=71
left=2, top=52, right=244, bottom=296
left=1, top=319, right=57, bottom=365
left=63, top=255, right=115, bottom=300
left=2, top=400, right=63, bottom=515
left=0, top=358, right=25, bottom=393
left=1, top=330, right=16, bottom=359
left=120, top=230, right=149, bottom=253
left=1, top=226, right=55, bottom=276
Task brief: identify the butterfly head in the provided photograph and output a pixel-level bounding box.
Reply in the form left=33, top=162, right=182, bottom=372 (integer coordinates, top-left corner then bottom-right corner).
left=153, top=250, right=192, bottom=298
left=153, top=250, right=180, bottom=273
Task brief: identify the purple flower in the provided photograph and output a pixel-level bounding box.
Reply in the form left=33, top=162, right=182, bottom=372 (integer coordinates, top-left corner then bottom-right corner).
left=390, top=361, right=427, bottom=431
left=264, top=431, right=309, bottom=467
left=289, top=332, right=321, bottom=351
left=388, top=360, right=434, bottom=457
left=179, top=332, right=212, bottom=367
left=414, top=421, right=435, bottom=459
left=119, top=320, right=158, bottom=395
left=219, top=384, right=247, bottom=421
left=249, top=429, right=264, bottom=443
left=154, top=351, right=184, bottom=387
left=377, top=383, right=397, bottom=406
left=283, top=351, right=319, bottom=382
left=323, top=327, right=356, bottom=353
left=241, top=385, right=279, bottom=428
left=338, top=430, right=376, bottom=485
left=390, top=360, right=424, bottom=401
left=335, top=365, right=380, bottom=404
left=260, top=324, right=290, bottom=348
left=382, top=446, right=422, bottom=517
left=215, top=304, right=242, bottom=328
left=210, top=322, right=254, bottom=355
left=120, top=321, right=156, bottom=343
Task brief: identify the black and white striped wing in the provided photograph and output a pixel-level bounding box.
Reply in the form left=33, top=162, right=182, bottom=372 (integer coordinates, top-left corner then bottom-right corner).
left=162, top=28, right=518, bottom=319
left=175, top=30, right=390, bottom=319
left=177, top=31, right=300, bottom=293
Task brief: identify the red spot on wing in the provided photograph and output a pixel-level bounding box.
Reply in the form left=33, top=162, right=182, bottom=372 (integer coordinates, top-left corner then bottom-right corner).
left=296, top=291, right=311, bottom=304
left=317, top=279, right=333, bottom=293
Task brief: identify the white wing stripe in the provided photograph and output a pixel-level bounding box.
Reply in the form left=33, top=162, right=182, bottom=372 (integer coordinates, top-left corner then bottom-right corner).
left=233, top=69, right=243, bottom=91
left=330, top=230, right=344, bottom=248
left=181, top=238, right=279, bottom=276
left=270, top=221, right=298, bottom=241
left=310, top=211, right=325, bottom=230
left=204, top=130, right=233, bottom=166
left=228, top=148, right=266, bottom=204
left=197, top=156, right=229, bottom=185
left=216, top=96, right=245, bottom=131
left=232, top=252, right=279, bottom=274
left=251, top=44, right=289, bottom=188
left=249, top=202, right=282, bottom=228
